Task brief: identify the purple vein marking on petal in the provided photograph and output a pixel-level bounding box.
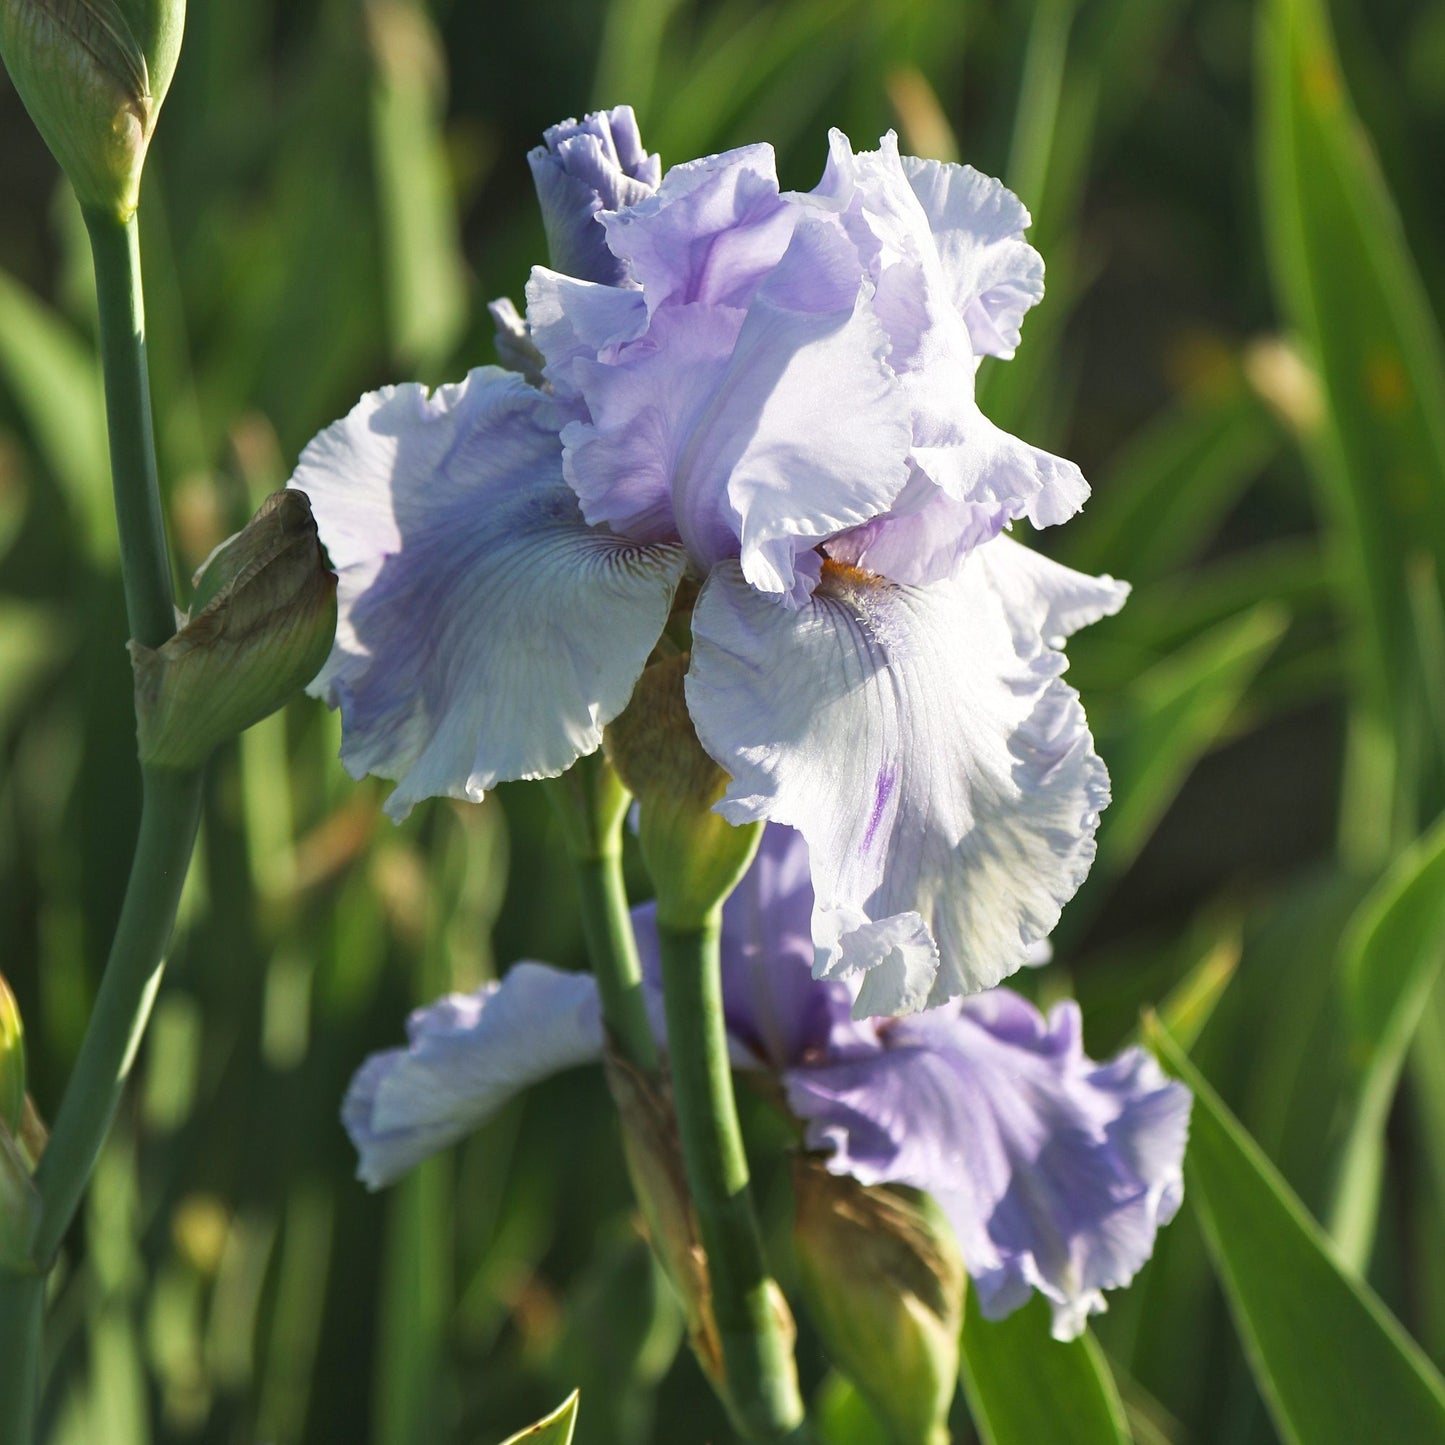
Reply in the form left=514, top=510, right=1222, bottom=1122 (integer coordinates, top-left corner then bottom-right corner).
left=861, top=765, right=896, bottom=855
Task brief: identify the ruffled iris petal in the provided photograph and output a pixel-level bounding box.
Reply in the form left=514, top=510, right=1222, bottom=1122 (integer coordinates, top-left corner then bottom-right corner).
left=802, top=132, right=1085, bottom=574
left=899, top=154, right=1045, bottom=362
left=686, top=539, right=1125, bottom=1014
left=599, top=143, right=796, bottom=311
left=823, top=466, right=1006, bottom=586
left=558, top=301, right=743, bottom=554
left=555, top=219, right=913, bottom=599
left=292, top=368, right=686, bottom=819
left=524, top=268, right=649, bottom=394
left=784, top=990, right=1191, bottom=1340
left=343, top=963, right=603, bottom=1189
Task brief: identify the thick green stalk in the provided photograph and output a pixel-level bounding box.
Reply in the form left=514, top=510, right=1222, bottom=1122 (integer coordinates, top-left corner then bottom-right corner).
left=575, top=850, right=660, bottom=1074
left=658, top=918, right=805, bottom=1442
left=31, top=767, right=202, bottom=1266
left=26, top=208, right=202, bottom=1263
left=0, top=1272, right=45, bottom=1445
left=0, top=206, right=202, bottom=1442
left=545, top=760, right=659, bottom=1075
left=84, top=211, right=176, bottom=651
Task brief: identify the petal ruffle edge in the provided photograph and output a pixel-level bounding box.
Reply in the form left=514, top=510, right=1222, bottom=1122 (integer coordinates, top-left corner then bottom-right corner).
left=291, top=368, right=686, bottom=819
left=784, top=989, right=1191, bottom=1339
left=343, top=963, right=603, bottom=1189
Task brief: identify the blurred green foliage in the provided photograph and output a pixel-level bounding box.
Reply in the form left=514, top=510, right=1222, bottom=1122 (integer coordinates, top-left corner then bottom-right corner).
left=2, top=0, right=1445, bottom=1441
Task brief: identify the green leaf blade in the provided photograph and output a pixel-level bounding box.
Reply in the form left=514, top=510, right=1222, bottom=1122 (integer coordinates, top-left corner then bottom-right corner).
left=1147, top=1017, right=1445, bottom=1445
left=960, top=1291, right=1130, bottom=1445
left=497, top=1390, right=580, bottom=1445
left=1328, top=812, right=1445, bottom=1266
left=1258, top=0, right=1445, bottom=832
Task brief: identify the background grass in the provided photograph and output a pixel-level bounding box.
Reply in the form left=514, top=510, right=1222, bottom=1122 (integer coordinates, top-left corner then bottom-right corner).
left=3, top=0, right=1445, bottom=1440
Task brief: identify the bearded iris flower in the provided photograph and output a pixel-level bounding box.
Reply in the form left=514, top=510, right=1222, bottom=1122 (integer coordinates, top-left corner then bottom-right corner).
left=344, top=825, right=1190, bottom=1340
left=291, top=109, right=1126, bottom=1017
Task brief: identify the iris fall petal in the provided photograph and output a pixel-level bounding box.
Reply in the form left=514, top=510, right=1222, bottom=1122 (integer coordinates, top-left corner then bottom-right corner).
left=292, top=368, right=686, bottom=819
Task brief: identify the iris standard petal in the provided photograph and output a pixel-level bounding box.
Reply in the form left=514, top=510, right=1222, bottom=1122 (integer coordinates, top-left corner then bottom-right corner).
left=528, top=105, right=661, bottom=286
left=719, top=218, right=914, bottom=601
left=686, top=541, right=1123, bottom=1015
left=559, top=301, right=744, bottom=553
left=599, top=143, right=796, bottom=311
left=342, top=963, right=604, bottom=1189
left=805, top=132, right=1087, bottom=569
left=823, top=467, right=1006, bottom=586
left=783, top=991, right=1191, bottom=1340
left=292, top=367, right=686, bottom=819
left=899, top=155, right=1045, bottom=362
left=557, top=219, right=913, bottom=596
left=524, top=267, right=649, bottom=394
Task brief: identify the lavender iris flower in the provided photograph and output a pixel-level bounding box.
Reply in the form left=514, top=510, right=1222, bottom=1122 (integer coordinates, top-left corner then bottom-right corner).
left=343, top=825, right=1190, bottom=1340
left=290, top=111, right=1127, bottom=1017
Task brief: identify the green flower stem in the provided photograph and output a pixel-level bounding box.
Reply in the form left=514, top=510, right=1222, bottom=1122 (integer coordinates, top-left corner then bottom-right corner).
left=657, top=917, right=805, bottom=1442
left=545, top=761, right=660, bottom=1075
left=31, top=767, right=202, bottom=1267
left=0, top=204, right=203, bottom=1444
left=574, top=850, right=661, bottom=1074
left=83, top=210, right=176, bottom=651
left=27, top=206, right=203, bottom=1265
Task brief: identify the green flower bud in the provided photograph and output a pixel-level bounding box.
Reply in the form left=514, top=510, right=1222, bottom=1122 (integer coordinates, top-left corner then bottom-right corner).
left=0, top=0, right=186, bottom=220
left=793, top=1158, right=965, bottom=1445
left=0, top=973, right=25, bottom=1138
left=130, top=488, right=337, bottom=769
left=605, top=652, right=761, bottom=930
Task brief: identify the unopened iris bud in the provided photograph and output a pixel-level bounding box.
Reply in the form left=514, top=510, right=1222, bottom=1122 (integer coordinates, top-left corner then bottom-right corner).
left=793, top=1158, right=964, bottom=1445
left=130, top=488, right=337, bottom=769
left=605, top=652, right=761, bottom=930
left=528, top=105, right=660, bottom=286
left=0, top=0, right=186, bottom=220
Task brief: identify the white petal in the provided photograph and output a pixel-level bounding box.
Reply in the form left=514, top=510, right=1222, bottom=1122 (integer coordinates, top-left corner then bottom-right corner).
left=900, top=156, right=1045, bottom=361
left=974, top=534, right=1131, bottom=648
left=291, top=367, right=686, bottom=819
left=343, top=964, right=603, bottom=1188
left=686, top=539, right=1124, bottom=1014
